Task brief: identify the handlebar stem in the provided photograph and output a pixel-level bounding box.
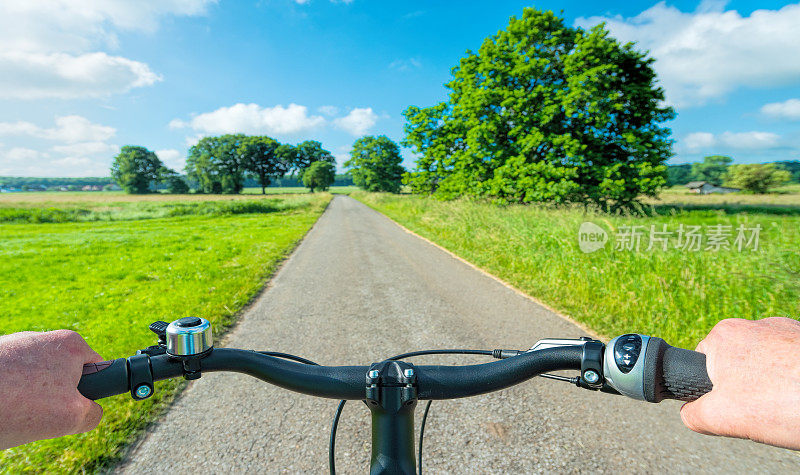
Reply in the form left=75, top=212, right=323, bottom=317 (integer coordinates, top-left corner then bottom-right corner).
left=365, top=361, right=418, bottom=475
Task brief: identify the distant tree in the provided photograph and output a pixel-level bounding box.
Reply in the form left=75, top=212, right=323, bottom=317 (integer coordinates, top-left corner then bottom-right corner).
left=667, top=164, right=693, bottom=186
left=691, top=155, right=732, bottom=186
left=276, top=144, right=299, bottom=177
left=185, top=135, right=246, bottom=194
left=102, top=184, right=114, bottom=191
left=292, top=141, right=335, bottom=175
left=726, top=163, right=791, bottom=194
left=239, top=136, right=289, bottom=194
left=402, top=8, right=674, bottom=209
left=345, top=135, right=406, bottom=193
left=166, top=175, right=189, bottom=194
left=111, top=146, right=164, bottom=194
left=302, top=161, right=335, bottom=192
left=774, top=160, right=800, bottom=183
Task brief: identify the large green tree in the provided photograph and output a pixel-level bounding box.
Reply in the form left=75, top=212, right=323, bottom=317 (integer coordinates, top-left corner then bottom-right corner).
left=726, top=163, right=791, bottom=193
left=185, top=135, right=247, bottom=194
left=302, top=161, right=335, bottom=192
left=667, top=164, right=693, bottom=186
left=110, top=146, right=164, bottom=194
left=402, top=8, right=674, bottom=208
left=691, top=155, right=733, bottom=186
left=345, top=135, right=406, bottom=193
left=239, top=136, right=289, bottom=194
left=292, top=140, right=335, bottom=175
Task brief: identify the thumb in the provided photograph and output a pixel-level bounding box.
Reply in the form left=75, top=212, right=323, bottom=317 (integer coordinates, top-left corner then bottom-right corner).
left=71, top=397, right=104, bottom=435
left=680, top=396, right=716, bottom=436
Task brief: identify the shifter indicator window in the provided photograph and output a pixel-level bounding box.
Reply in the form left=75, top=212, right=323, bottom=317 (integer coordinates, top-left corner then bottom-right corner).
left=614, top=334, right=642, bottom=374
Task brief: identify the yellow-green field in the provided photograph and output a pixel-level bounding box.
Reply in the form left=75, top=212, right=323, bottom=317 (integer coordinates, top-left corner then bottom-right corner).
left=353, top=191, right=800, bottom=349
left=0, top=193, right=331, bottom=472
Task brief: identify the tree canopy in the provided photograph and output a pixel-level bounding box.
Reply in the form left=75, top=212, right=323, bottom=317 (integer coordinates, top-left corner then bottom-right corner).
left=302, top=161, right=335, bottom=192
left=186, top=135, right=247, bottom=194
left=292, top=141, right=335, bottom=175
left=110, top=146, right=164, bottom=194
left=402, top=8, right=674, bottom=209
left=345, top=135, right=406, bottom=193
left=238, top=136, right=290, bottom=194
left=691, top=155, right=732, bottom=186
left=726, top=163, right=791, bottom=193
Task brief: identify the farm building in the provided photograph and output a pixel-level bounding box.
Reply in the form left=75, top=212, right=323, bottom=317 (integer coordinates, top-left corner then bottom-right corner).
left=684, top=181, right=740, bottom=195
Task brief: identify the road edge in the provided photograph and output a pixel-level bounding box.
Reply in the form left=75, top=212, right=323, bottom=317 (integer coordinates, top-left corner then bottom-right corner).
left=112, top=194, right=336, bottom=473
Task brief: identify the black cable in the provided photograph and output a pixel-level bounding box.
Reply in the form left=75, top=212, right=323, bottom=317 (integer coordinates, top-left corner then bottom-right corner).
left=418, top=400, right=432, bottom=475
left=387, top=349, right=493, bottom=361
left=329, top=400, right=346, bottom=475
left=256, top=351, right=319, bottom=366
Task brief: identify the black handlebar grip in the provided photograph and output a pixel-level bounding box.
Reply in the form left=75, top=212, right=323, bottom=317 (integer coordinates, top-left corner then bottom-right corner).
left=643, top=337, right=713, bottom=403
left=78, top=358, right=129, bottom=400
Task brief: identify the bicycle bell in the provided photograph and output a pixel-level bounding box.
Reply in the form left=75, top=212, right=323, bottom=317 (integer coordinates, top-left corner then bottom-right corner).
left=165, top=317, right=213, bottom=356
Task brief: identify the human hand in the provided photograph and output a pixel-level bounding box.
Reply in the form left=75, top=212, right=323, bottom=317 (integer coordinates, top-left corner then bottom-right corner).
left=680, top=317, right=800, bottom=450
left=0, top=330, right=104, bottom=450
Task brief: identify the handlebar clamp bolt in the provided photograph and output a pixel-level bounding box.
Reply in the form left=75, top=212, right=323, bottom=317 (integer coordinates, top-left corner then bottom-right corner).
left=134, top=384, right=152, bottom=399
left=583, top=370, right=600, bottom=385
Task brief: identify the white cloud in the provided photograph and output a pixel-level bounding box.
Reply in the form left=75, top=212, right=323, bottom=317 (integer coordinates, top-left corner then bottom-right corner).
left=0, top=1, right=215, bottom=100
left=389, top=58, right=422, bottom=71
left=761, top=98, right=800, bottom=121
left=333, top=107, right=378, bottom=136
left=3, top=147, right=44, bottom=162
left=172, top=103, right=326, bottom=135
left=156, top=148, right=185, bottom=171
left=576, top=2, right=800, bottom=107
left=0, top=116, right=116, bottom=143
left=0, top=116, right=120, bottom=176
left=52, top=142, right=118, bottom=156
left=684, top=132, right=715, bottom=150
left=0, top=52, right=161, bottom=99
left=718, top=131, right=780, bottom=149
left=318, top=105, right=339, bottom=116
left=683, top=130, right=781, bottom=151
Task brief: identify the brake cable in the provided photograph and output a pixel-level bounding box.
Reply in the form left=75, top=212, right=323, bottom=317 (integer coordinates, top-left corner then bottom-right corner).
left=329, top=349, right=494, bottom=475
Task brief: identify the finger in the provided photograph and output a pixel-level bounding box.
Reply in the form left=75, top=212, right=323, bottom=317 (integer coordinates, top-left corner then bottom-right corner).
left=694, top=337, right=707, bottom=354
left=680, top=395, right=718, bottom=436
left=83, top=346, right=104, bottom=365
left=71, top=398, right=103, bottom=435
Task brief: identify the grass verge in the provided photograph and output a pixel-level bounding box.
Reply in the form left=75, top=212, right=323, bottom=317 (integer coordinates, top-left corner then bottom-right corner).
left=352, top=191, right=799, bottom=349
left=0, top=194, right=331, bottom=473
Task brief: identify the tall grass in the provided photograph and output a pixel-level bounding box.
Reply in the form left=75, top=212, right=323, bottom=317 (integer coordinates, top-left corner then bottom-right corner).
left=0, top=194, right=331, bottom=472
left=353, top=192, right=800, bottom=348
left=0, top=197, right=314, bottom=224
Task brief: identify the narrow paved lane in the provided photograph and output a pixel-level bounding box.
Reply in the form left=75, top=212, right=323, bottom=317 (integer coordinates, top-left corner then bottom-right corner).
left=119, top=195, right=798, bottom=473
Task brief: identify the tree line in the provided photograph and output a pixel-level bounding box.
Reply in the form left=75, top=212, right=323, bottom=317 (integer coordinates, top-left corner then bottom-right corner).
left=669, top=156, right=800, bottom=192
left=111, top=134, right=406, bottom=195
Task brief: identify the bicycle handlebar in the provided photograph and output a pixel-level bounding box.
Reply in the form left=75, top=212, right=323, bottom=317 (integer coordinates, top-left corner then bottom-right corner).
left=78, top=337, right=712, bottom=403
left=78, top=346, right=585, bottom=401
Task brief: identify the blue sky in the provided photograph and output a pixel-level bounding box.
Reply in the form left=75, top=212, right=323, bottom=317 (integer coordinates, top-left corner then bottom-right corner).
left=1, top=0, right=800, bottom=176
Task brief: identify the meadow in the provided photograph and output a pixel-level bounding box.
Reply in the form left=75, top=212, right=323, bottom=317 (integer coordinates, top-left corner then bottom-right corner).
left=0, top=192, right=331, bottom=472
left=352, top=191, right=800, bottom=349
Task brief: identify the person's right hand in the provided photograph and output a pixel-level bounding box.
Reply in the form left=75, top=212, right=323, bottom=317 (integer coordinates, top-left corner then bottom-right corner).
left=680, top=317, right=800, bottom=450
left=0, top=330, right=104, bottom=450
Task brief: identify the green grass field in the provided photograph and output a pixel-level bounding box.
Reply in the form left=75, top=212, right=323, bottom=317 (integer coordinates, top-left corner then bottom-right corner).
left=353, top=191, right=800, bottom=349
left=0, top=193, right=331, bottom=473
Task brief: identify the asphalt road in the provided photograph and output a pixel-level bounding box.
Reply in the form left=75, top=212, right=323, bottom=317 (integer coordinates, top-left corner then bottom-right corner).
left=118, top=195, right=799, bottom=473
